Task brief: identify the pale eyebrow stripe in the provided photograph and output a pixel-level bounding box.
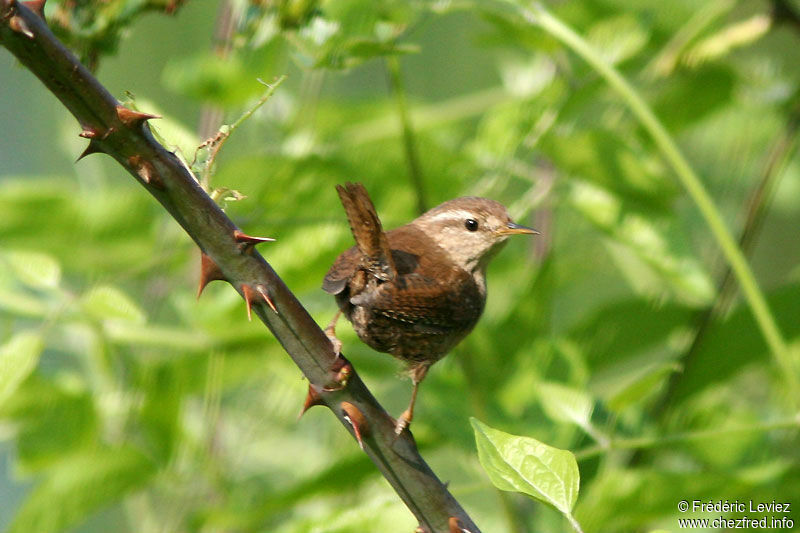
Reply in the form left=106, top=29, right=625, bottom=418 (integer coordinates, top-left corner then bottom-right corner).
left=425, top=209, right=475, bottom=223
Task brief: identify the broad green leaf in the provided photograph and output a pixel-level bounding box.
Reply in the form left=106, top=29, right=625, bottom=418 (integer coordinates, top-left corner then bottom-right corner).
left=1, top=376, right=98, bottom=472
left=498, top=54, right=556, bottom=98
left=0, top=287, right=49, bottom=317
left=471, top=418, right=580, bottom=515
left=270, top=488, right=410, bottom=533
left=569, top=298, right=691, bottom=370
left=0, top=331, right=44, bottom=406
left=103, top=322, right=212, bottom=350
left=569, top=180, right=715, bottom=306
left=4, top=250, right=61, bottom=289
left=672, top=283, right=800, bottom=401
left=81, top=285, right=146, bottom=324
left=685, top=14, right=770, bottom=66
left=548, top=131, right=675, bottom=208
left=8, top=446, right=156, bottom=533
left=538, top=382, right=593, bottom=428
left=587, top=15, right=649, bottom=65
left=605, top=361, right=677, bottom=412
left=162, top=53, right=263, bottom=105
left=651, top=64, right=735, bottom=131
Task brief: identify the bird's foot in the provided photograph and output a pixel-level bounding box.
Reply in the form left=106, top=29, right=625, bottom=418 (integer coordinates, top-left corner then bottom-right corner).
left=324, top=326, right=343, bottom=358
left=394, top=409, right=412, bottom=436
left=324, top=310, right=343, bottom=357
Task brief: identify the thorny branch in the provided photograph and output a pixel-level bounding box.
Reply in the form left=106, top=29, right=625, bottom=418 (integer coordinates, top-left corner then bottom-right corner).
left=0, top=2, right=479, bottom=532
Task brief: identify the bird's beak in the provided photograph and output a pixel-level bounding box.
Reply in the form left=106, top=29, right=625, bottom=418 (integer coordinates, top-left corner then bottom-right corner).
left=499, top=221, right=540, bottom=236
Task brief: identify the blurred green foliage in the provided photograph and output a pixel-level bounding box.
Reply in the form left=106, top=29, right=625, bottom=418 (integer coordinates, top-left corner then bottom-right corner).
left=1, top=0, right=800, bottom=532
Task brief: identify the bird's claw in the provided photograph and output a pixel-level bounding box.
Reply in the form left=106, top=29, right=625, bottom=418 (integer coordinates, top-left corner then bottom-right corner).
left=394, top=410, right=412, bottom=436
left=325, top=326, right=343, bottom=358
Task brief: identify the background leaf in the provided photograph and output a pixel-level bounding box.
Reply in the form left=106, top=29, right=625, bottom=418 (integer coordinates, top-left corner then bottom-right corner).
left=81, top=285, right=147, bottom=324
left=3, top=250, right=61, bottom=290
left=471, top=418, right=580, bottom=515
left=537, top=382, right=594, bottom=429
left=7, top=446, right=156, bottom=533
left=0, top=331, right=43, bottom=407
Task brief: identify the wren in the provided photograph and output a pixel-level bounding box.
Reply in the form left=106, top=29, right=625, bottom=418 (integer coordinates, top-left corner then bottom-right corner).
left=323, top=182, right=537, bottom=434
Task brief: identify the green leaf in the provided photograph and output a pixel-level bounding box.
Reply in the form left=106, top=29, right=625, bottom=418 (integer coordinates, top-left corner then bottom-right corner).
left=538, top=382, right=593, bottom=428
left=162, top=53, right=257, bottom=105
left=587, top=15, right=649, bottom=65
left=0, top=286, right=49, bottom=317
left=605, top=361, right=677, bottom=412
left=471, top=418, right=580, bottom=515
left=8, top=446, right=156, bottom=533
left=0, top=331, right=44, bottom=407
left=546, top=130, right=675, bottom=207
left=103, top=322, right=212, bottom=350
left=569, top=180, right=715, bottom=306
left=1, top=376, right=98, bottom=472
left=672, top=282, right=800, bottom=402
left=651, top=64, right=735, bottom=131
left=685, top=14, right=771, bottom=66
left=81, top=285, right=146, bottom=324
left=4, top=250, right=61, bottom=289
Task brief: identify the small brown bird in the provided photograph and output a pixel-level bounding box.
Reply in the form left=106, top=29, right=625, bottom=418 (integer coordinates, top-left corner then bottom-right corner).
left=323, top=183, right=537, bottom=434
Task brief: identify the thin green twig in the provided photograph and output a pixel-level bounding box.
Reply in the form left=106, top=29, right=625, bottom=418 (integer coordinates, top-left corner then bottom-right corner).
left=656, top=101, right=800, bottom=413
left=517, top=2, right=799, bottom=397
left=197, top=75, right=287, bottom=190
left=386, top=55, right=427, bottom=214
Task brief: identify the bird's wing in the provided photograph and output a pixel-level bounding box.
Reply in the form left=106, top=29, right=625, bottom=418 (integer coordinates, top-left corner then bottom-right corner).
left=322, top=245, right=360, bottom=295
left=350, top=272, right=483, bottom=333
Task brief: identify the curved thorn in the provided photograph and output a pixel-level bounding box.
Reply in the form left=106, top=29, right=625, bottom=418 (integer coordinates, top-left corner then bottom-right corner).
left=241, top=283, right=257, bottom=321
left=448, top=517, right=472, bottom=533
left=127, top=155, right=163, bottom=188
left=197, top=252, right=227, bottom=298
left=298, top=384, right=325, bottom=419
left=115, top=105, right=160, bottom=128
left=76, top=140, right=103, bottom=161
left=255, top=284, right=277, bottom=313
left=233, top=229, right=275, bottom=247
left=340, top=402, right=369, bottom=450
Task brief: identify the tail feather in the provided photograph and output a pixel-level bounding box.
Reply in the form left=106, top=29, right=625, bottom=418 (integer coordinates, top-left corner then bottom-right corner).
left=336, top=182, right=396, bottom=282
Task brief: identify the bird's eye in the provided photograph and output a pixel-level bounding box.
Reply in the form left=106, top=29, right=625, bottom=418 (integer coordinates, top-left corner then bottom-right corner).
left=464, top=219, right=479, bottom=232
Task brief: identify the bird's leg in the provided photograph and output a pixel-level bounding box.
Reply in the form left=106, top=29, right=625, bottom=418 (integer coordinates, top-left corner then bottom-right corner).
left=319, top=310, right=353, bottom=391
left=324, top=309, right=343, bottom=357
left=395, top=364, right=430, bottom=436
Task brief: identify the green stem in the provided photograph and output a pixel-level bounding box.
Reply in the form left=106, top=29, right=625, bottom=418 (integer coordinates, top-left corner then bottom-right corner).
left=386, top=55, right=427, bottom=214
left=519, top=2, right=798, bottom=396
left=565, top=512, right=585, bottom=533
left=656, top=101, right=800, bottom=414
left=201, top=76, right=286, bottom=189
left=341, top=86, right=509, bottom=145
